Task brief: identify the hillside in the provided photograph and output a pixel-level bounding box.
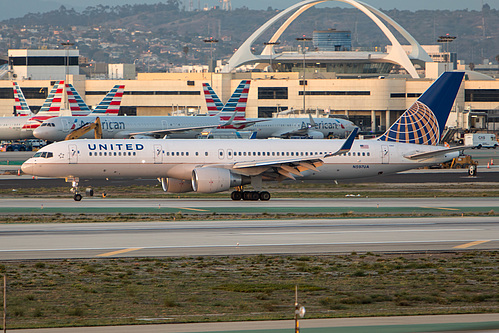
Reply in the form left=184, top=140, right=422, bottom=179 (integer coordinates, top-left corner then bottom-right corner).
left=1, top=3, right=497, bottom=68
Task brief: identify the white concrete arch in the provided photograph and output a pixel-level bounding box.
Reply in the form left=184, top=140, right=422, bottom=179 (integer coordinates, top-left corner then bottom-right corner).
left=222, top=0, right=431, bottom=78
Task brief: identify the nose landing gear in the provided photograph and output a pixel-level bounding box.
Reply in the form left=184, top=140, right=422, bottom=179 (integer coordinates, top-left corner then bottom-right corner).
left=67, top=177, right=82, bottom=201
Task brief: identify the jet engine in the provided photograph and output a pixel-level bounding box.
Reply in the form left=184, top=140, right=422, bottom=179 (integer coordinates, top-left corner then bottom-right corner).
left=192, top=168, right=250, bottom=193
left=159, top=177, right=193, bottom=193
left=129, top=134, right=154, bottom=139
left=307, top=130, right=324, bottom=139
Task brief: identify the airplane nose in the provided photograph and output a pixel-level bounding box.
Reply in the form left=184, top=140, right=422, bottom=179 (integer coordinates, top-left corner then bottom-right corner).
left=21, top=160, right=34, bottom=175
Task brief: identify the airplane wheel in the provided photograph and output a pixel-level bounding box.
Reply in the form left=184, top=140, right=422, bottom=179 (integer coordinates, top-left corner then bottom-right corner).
left=231, top=191, right=242, bottom=201
left=242, top=191, right=251, bottom=200
left=259, top=191, right=271, bottom=201
left=251, top=191, right=260, bottom=201
left=74, top=193, right=82, bottom=201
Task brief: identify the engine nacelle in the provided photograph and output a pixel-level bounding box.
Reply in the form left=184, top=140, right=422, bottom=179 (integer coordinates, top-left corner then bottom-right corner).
left=307, top=130, right=325, bottom=139
left=129, top=134, right=153, bottom=139
left=159, top=177, right=193, bottom=193
left=192, top=168, right=249, bottom=193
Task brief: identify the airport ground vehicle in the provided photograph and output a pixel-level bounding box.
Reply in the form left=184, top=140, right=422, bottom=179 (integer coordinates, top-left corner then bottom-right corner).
left=465, top=133, right=498, bottom=149
left=0, top=142, right=33, bottom=151
left=440, top=155, right=478, bottom=169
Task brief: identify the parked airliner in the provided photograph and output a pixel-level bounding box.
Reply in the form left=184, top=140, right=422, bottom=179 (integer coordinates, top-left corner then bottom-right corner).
left=203, top=80, right=356, bottom=139
left=22, top=72, right=465, bottom=201
left=0, top=82, right=123, bottom=140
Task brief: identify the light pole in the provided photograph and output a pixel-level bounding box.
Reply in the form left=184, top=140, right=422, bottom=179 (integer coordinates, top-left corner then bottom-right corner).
left=60, top=41, right=74, bottom=79
left=263, top=41, right=280, bottom=72
left=203, top=37, right=219, bottom=72
left=296, top=36, right=312, bottom=113
left=437, top=34, right=456, bottom=71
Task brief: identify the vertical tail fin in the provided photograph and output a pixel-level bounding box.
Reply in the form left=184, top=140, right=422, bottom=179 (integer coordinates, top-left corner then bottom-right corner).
left=203, top=82, right=224, bottom=115
left=204, top=80, right=250, bottom=120
left=37, top=81, right=65, bottom=116
left=220, top=80, right=250, bottom=120
left=377, top=72, right=464, bottom=146
left=12, top=82, right=32, bottom=116
left=66, top=84, right=92, bottom=116
left=90, top=85, right=124, bottom=115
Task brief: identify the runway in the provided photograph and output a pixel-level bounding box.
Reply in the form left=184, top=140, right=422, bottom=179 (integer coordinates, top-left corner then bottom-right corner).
left=0, top=197, right=497, bottom=214
left=1, top=215, right=498, bottom=260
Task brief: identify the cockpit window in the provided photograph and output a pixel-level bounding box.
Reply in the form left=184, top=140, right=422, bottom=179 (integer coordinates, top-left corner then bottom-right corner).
left=34, top=151, right=53, bottom=158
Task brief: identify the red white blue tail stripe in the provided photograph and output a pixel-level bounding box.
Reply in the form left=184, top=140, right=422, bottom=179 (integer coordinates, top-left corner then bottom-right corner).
left=37, top=81, right=65, bottom=115
left=90, top=85, right=124, bottom=115
left=203, top=83, right=224, bottom=115
left=66, top=84, right=92, bottom=116
left=12, top=82, right=32, bottom=116
left=204, top=80, right=250, bottom=121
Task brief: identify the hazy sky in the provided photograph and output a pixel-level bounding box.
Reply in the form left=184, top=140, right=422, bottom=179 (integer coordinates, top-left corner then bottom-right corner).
left=1, top=0, right=497, bottom=21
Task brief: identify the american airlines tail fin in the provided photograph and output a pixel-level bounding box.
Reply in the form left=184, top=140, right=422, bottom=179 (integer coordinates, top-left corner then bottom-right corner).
left=203, top=83, right=224, bottom=115
left=12, top=82, right=33, bottom=116
left=204, top=80, right=250, bottom=120
left=37, top=81, right=65, bottom=116
left=66, top=84, right=92, bottom=116
left=377, top=71, right=464, bottom=146
left=90, top=85, right=125, bottom=116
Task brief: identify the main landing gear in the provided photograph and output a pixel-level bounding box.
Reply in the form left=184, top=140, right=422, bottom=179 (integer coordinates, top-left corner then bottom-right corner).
left=230, top=190, right=271, bottom=201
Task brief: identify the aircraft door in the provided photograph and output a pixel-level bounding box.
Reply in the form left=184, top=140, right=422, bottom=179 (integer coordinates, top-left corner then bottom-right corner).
left=61, top=118, right=72, bottom=132
left=381, top=145, right=390, bottom=164
left=68, top=144, right=78, bottom=164
left=154, top=144, right=163, bottom=164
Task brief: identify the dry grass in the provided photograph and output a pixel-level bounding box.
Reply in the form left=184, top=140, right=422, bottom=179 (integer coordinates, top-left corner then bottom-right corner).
left=1, top=252, right=498, bottom=329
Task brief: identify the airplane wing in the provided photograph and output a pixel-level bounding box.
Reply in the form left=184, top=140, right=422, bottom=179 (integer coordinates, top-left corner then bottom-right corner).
left=127, top=124, right=230, bottom=137
left=404, top=145, right=472, bottom=160
left=231, top=128, right=358, bottom=180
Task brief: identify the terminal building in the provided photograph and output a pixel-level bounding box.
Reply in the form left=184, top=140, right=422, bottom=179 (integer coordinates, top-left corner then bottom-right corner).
left=0, top=0, right=497, bottom=135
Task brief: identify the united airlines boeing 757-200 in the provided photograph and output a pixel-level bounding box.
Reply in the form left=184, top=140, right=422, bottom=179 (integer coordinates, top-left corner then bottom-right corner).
left=22, top=72, right=465, bottom=201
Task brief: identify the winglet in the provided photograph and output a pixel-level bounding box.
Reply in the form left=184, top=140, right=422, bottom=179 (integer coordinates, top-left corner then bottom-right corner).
left=325, top=127, right=359, bottom=157
left=222, top=111, right=238, bottom=126
left=249, top=131, right=258, bottom=139
left=308, top=114, right=316, bottom=128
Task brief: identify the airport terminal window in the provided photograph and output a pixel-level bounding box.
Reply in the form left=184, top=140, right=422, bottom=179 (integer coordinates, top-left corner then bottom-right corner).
left=10, top=56, right=78, bottom=66
left=258, top=87, right=288, bottom=100
left=22, top=87, right=48, bottom=99
left=390, top=93, right=406, bottom=98
left=465, top=89, right=499, bottom=102
left=301, top=91, right=370, bottom=96
left=407, top=93, right=422, bottom=98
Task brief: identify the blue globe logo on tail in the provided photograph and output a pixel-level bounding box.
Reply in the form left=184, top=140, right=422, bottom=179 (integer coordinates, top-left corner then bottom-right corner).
left=378, top=100, right=440, bottom=145
left=377, top=71, right=464, bottom=146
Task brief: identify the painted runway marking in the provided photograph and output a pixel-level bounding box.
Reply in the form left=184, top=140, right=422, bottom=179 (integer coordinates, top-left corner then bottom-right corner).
left=453, top=240, right=491, bottom=249
left=176, top=207, right=210, bottom=212
left=96, top=248, right=143, bottom=257
left=420, top=206, right=460, bottom=211
left=241, top=229, right=482, bottom=235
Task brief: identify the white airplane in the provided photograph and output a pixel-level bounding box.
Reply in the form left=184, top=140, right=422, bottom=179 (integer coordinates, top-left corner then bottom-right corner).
left=0, top=82, right=124, bottom=140
left=22, top=72, right=465, bottom=201
left=32, top=80, right=355, bottom=141
left=202, top=80, right=356, bottom=139
left=32, top=81, right=261, bottom=141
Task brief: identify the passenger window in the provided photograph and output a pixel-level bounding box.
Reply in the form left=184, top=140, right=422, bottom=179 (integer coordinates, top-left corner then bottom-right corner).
left=133, top=152, right=136, bottom=156
left=362, top=152, right=365, bottom=156
left=99, top=152, right=102, bottom=156
left=195, top=152, right=198, bottom=156
left=205, top=152, right=208, bottom=156
left=367, top=152, right=370, bottom=156
left=181, top=152, right=184, bottom=156
left=186, top=152, right=189, bottom=156
left=243, top=152, right=246, bottom=156
left=104, top=152, right=107, bottom=156
left=89, top=152, right=92, bottom=156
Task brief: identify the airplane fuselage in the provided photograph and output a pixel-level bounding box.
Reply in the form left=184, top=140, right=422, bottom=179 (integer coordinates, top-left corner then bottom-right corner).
left=22, top=139, right=459, bottom=182
left=33, top=116, right=355, bottom=141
